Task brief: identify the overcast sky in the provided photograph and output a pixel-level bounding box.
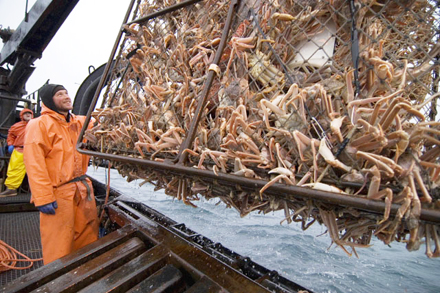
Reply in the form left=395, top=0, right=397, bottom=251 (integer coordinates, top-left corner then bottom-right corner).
left=0, top=0, right=130, bottom=101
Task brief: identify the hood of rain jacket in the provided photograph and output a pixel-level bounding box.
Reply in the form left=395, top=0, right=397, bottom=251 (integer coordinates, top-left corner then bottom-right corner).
left=7, top=108, right=34, bottom=153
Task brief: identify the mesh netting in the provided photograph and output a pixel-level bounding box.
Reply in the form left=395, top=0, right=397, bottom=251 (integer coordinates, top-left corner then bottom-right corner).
left=82, top=0, right=440, bottom=257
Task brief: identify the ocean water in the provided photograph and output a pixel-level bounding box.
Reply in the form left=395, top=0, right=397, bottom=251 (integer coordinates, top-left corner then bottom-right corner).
left=88, top=167, right=440, bottom=293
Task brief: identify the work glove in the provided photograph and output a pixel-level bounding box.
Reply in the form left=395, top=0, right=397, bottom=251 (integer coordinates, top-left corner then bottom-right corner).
left=7, top=145, right=14, bottom=154
left=37, top=201, right=58, bottom=215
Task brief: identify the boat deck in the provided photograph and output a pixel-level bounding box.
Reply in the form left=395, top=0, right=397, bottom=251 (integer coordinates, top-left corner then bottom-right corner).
left=0, top=192, right=43, bottom=287
left=0, top=179, right=311, bottom=293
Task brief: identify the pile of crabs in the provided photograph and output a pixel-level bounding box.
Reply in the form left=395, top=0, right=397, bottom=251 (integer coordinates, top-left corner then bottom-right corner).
left=85, top=0, right=440, bottom=257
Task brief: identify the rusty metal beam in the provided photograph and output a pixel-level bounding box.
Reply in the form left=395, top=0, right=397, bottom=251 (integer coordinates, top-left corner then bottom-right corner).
left=176, top=0, right=239, bottom=165
left=74, top=245, right=169, bottom=292
left=76, top=0, right=137, bottom=149
left=32, top=238, right=147, bottom=292
left=126, top=0, right=204, bottom=26
left=123, top=264, right=185, bottom=292
left=76, top=148, right=440, bottom=225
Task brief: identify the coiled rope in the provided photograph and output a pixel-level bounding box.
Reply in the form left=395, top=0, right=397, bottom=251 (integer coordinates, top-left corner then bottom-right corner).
left=0, top=239, right=42, bottom=272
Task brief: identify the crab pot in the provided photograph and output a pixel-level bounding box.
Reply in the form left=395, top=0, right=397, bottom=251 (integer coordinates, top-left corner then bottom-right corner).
left=78, top=0, right=440, bottom=257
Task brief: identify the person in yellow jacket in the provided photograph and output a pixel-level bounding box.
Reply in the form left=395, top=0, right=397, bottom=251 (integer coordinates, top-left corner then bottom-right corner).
left=0, top=108, right=34, bottom=197
left=23, top=84, right=99, bottom=265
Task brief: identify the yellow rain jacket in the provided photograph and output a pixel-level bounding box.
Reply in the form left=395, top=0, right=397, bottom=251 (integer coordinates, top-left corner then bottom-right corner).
left=23, top=106, right=98, bottom=264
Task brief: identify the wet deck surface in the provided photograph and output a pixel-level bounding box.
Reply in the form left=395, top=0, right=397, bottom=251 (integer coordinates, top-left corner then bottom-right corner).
left=0, top=181, right=311, bottom=292
left=2, top=216, right=281, bottom=293
left=0, top=193, right=43, bottom=286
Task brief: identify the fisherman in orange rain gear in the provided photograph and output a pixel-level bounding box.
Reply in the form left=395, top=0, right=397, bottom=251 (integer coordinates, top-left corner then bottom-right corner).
left=23, top=84, right=99, bottom=265
left=0, top=108, right=34, bottom=197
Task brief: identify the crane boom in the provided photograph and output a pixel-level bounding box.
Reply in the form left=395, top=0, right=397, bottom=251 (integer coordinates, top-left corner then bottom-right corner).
left=0, top=0, right=78, bottom=129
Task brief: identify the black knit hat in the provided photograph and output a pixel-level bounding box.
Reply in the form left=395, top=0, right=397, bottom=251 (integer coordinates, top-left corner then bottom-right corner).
left=39, top=84, right=66, bottom=112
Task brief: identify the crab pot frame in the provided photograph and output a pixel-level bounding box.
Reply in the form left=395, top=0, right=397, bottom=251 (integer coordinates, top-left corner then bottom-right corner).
left=78, top=0, right=440, bottom=257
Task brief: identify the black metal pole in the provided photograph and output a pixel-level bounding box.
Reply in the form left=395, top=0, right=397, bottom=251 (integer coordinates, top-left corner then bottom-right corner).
left=77, top=148, right=440, bottom=225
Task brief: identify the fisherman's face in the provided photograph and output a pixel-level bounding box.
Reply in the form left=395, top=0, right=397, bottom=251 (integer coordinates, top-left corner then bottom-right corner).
left=22, top=113, right=32, bottom=121
left=53, top=89, right=72, bottom=114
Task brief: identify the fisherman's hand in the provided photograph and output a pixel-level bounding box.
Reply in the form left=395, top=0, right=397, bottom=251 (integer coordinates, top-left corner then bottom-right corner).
left=7, top=145, right=14, bottom=154
left=37, top=201, right=58, bottom=214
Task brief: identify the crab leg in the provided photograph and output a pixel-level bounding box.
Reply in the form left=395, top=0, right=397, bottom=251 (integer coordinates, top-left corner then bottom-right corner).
left=413, top=167, right=432, bottom=203
left=318, top=138, right=351, bottom=172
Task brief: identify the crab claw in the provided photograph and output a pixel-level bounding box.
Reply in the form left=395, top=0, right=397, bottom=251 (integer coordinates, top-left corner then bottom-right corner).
left=330, top=116, right=346, bottom=143
left=318, top=138, right=351, bottom=172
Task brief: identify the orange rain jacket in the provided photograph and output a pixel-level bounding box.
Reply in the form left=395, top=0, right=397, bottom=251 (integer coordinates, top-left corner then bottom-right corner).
left=23, top=106, right=98, bottom=264
left=7, top=108, right=34, bottom=153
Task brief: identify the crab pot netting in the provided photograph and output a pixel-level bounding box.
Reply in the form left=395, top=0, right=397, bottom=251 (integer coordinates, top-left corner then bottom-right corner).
left=83, top=0, right=440, bottom=257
